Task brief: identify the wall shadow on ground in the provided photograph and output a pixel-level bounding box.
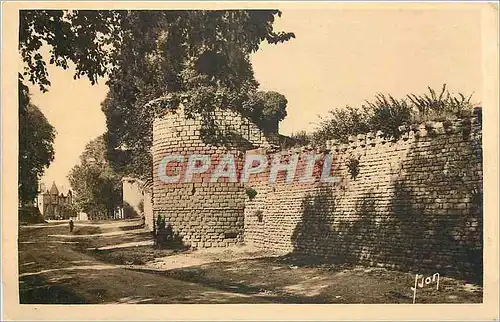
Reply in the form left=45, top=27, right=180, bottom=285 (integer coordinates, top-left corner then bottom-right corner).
left=290, top=131, right=483, bottom=284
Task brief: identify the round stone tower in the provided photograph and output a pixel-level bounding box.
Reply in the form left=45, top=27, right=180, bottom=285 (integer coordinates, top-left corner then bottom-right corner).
left=151, top=98, right=274, bottom=248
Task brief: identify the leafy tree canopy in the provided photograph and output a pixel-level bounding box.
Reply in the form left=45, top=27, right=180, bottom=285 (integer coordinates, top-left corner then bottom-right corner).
left=19, top=10, right=119, bottom=92
left=19, top=10, right=294, bottom=92
left=99, top=10, right=294, bottom=178
left=67, top=135, right=122, bottom=219
left=20, top=10, right=294, bottom=179
left=18, top=80, right=55, bottom=204
left=243, top=91, right=288, bottom=132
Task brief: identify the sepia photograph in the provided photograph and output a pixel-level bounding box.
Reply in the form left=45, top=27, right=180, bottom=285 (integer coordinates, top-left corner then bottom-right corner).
left=1, top=1, right=499, bottom=321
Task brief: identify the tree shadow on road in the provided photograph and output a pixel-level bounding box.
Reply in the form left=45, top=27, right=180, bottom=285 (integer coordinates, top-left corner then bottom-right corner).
left=20, top=275, right=87, bottom=304
left=126, top=264, right=333, bottom=303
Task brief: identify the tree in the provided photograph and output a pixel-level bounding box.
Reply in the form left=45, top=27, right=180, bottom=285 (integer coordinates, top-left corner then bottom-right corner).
left=19, top=10, right=294, bottom=93
left=18, top=79, right=55, bottom=205
left=19, top=10, right=120, bottom=92
left=19, top=10, right=294, bottom=180
left=99, top=10, right=294, bottom=179
left=18, top=9, right=118, bottom=205
left=243, top=91, right=288, bottom=133
left=68, top=135, right=122, bottom=219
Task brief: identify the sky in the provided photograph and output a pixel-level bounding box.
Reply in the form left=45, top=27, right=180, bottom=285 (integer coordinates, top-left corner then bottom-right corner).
left=28, top=6, right=484, bottom=190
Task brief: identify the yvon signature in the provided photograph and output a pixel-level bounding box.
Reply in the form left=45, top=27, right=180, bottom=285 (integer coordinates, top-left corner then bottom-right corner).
left=410, top=272, right=440, bottom=304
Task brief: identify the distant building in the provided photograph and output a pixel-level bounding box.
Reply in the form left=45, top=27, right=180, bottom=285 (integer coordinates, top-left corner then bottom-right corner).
left=76, top=212, right=89, bottom=221
left=37, top=182, right=73, bottom=220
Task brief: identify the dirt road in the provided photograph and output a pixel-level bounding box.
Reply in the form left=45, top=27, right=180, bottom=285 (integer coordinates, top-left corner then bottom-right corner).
left=19, top=220, right=275, bottom=304
left=18, top=219, right=483, bottom=304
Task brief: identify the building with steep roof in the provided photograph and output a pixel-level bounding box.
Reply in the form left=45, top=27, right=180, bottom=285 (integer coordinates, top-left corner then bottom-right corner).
left=37, top=182, right=73, bottom=219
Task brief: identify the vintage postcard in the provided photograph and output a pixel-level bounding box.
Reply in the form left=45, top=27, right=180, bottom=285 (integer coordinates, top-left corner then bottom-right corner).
left=1, top=1, right=499, bottom=321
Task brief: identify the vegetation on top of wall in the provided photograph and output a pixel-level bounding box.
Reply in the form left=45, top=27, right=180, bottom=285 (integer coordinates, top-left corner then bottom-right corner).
left=311, top=84, right=477, bottom=145
left=346, top=156, right=361, bottom=180
left=245, top=187, right=258, bottom=200
left=275, top=131, right=313, bottom=149
left=289, top=131, right=312, bottom=146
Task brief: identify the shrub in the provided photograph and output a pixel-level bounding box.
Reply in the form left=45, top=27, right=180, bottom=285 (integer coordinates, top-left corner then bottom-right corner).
left=289, top=131, right=312, bottom=146
left=408, top=84, right=474, bottom=123
left=255, top=210, right=264, bottom=222
left=312, top=84, right=476, bottom=145
left=364, top=93, right=413, bottom=139
left=245, top=187, right=258, bottom=200
left=312, top=105, right=371, bottom=145
left=156, top=214, right=163, bottom=228
left=138, top=200, right=144, bottom=214
left=346, top=156, right=361, bottom=179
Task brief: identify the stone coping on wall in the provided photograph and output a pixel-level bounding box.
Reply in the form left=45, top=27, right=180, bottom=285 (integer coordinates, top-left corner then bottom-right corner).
left=247, top=114, right=482, bottom=157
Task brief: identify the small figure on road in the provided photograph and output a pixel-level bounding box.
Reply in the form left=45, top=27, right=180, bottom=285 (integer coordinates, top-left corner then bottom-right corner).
left=69, top=219, right=74, bottom=232
left=141, top=215, right=146, bottom=227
